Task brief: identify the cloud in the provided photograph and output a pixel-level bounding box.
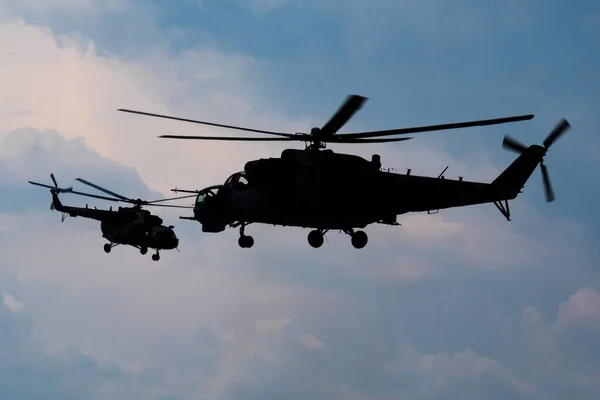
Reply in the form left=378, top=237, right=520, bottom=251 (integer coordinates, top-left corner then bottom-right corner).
left=298, top=333, right=325, bottom=350
left=1, top=2, right=600, bottom=399
left=2, top=293, right=24, bottom=313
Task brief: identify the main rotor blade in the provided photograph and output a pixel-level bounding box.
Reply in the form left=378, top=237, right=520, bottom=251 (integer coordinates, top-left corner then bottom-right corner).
left=118, top=109, right=295, bottom=138
left=50, top=173, right=58, bottom=188
left=540, top=163, right=555, bottom=202
left=75, top=178, right=131, bottom=201
left=320, top=95, right=367, bottom=136
left=159, top=134, right=300, bottom=141
left=543, top=118, right=570, bottom=149
left=145, top=194, right=198, bottom=204
left=331, top=137, right=413, bottom=143
left=502, top=135, right=528, bottom=153
left=339, top=114, right=535, bottom=140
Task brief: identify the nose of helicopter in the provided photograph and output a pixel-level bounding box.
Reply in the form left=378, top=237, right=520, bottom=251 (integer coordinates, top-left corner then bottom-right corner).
left=168, top=231, right=179, bottom=249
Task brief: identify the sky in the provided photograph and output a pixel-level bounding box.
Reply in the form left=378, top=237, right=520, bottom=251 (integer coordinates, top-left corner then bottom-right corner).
left=1, top=0, right=600, bottom=399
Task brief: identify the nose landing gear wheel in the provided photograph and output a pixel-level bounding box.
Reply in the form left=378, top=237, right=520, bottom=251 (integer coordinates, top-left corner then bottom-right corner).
left=307, top=230, right=324, bottom=248
left=152, top=252, right=160, bottom=261
left=103, top=243, right=111, bottom=253
left=140, top=246, right=148, bottom=255
left=351, top=230, right=368, bottom=249
left=238, top=235, right=254, bottom=248
left=237, top=222, right=254, bottom=248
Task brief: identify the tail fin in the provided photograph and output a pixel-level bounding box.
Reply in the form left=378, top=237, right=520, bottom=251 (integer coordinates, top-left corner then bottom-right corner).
left=50, top=190, right=64, bottom=211
left=491, top=145, right=546, bottom=199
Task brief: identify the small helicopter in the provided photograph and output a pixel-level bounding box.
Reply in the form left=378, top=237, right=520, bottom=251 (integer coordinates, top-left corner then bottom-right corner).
left=117, top=95, right=569, bottom=249
left=28, top=174, right=195, bottom=260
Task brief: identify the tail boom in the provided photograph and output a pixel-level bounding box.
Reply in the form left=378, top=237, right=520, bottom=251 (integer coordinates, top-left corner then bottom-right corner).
left=490, top=145, right=546, bottom=200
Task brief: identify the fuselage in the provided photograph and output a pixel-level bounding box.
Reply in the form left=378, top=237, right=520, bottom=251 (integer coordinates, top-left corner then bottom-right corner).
left=191, top=149, right=502, bottom=231
left=100, top=219, right=179, bottom=249
left=51, top=196, right=179, bottom=249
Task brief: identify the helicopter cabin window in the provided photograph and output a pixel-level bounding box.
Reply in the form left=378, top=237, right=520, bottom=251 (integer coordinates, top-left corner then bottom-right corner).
left=195, top=193, right=208, bottom=204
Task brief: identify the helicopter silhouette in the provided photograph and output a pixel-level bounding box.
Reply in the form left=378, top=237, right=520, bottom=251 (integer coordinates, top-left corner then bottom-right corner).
left=118, top=95, right=569, bottom=249
left=28, top=174, right=195, bottom=260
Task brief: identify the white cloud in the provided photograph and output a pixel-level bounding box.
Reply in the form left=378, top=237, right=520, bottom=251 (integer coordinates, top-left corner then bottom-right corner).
left=298, top=333, right=325, bottom=349
left=2, top=292, right=24, bottom=313
left=254, top=317, right=292, bottom=335
left=0, top=3, right=599, bottom=399
left=556, top=287, right=600, bottom=331
left=384, top=343, right=543, bottom=398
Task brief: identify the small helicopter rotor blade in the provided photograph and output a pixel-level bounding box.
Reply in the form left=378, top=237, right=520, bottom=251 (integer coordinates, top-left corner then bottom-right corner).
left=145, top=194, right=198, bottom=204
left=50, top=173, right=58, bottom=188
left=144, top=203, right=195, bottom=209
left=543, top=118, right=570, bottom=149
left=339, top=114, right=535, bottom=140
left=29, top=181, right=59, bottom=190
left=75, top=178, right=131, bottom=201
left=502, top=135, right=528, bottom=153
left=158, top=134, right=299, bottom=141
left=320, top=95, right=367, bottom=137
left=540, top=163, right=555, bottom=202
left=118, top=109, right=295, bottom=138
left=331, top=137, right=413, bottom=143
left=28, top=181, right=73, bottom=193
left=67, top=189, right=126, bottom=203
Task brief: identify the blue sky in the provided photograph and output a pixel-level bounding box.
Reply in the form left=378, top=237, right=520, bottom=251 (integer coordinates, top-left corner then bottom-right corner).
left=1, top=1, right=600, bottom=399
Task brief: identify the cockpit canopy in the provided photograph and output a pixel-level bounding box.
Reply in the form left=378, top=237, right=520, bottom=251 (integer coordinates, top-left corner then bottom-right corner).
left=194, top=185, right=223, bottom=205
left=224, top=171, right=248, bottom=187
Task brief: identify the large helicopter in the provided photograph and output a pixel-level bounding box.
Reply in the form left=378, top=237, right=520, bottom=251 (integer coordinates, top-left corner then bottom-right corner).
left=117, top=95, right=569, bottom=249
left=28, top=174, right=195, bottom=260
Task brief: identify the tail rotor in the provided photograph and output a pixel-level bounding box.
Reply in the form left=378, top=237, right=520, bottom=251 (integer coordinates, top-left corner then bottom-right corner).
left=28, top=173, right=73, bottom=210
left=501, top=118, right=570, bottom=203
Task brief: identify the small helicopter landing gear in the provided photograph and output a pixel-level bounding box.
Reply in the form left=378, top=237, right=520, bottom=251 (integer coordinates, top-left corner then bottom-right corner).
left=103, top=242, right=118, bottom=253
left=307, top=229, right=327, bottom=248
left=343, top=229, right=368, bottom=249
left=140, top=246, right=148, bottom=255
left=238, top=223, right=254, bottom=248
left=152, top=250, right=160, bottom=261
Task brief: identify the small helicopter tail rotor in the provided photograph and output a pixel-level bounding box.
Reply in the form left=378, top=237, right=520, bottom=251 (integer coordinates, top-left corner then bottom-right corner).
left=501, top=118, right=570, bottom=203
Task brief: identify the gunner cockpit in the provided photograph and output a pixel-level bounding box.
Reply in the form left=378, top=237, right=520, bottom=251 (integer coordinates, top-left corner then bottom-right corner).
left=194, top=185, right=222, bottom=206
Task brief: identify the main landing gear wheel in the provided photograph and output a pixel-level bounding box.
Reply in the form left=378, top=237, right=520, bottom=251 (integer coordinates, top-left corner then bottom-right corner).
left=103, top=243, right=112, bottom=253
left=238, top=235, right=254, bottom=248
left=351, top=230, right=368, bottom=249
left=140, top=246, right=148, bottom=255
left=308, top=230, right=324, bottom=248
left=238, top=223, right=254, bottom=248
left=152, top=251, right=160, bottom=261
left=343, top=229, right=368, bottom=249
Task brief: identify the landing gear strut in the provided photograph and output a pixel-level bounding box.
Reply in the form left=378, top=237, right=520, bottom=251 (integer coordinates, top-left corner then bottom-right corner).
left=308, top=229, right=327, bottom=248
left=238, top=223, right=254, bottom=248
left=343, top=229, right=368, bottom=249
